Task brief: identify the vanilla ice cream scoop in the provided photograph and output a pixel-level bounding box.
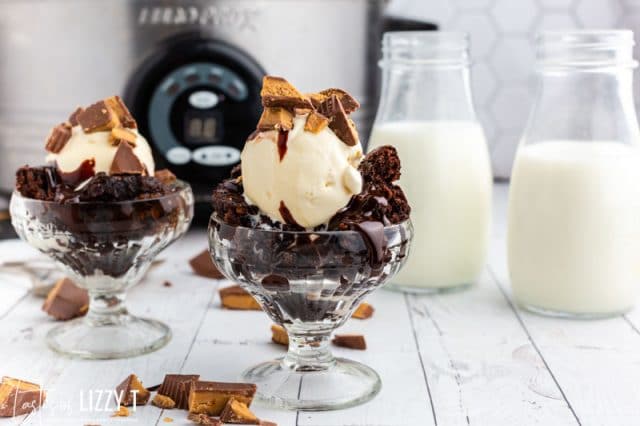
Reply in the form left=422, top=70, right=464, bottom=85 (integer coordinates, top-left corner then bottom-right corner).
left=46, top=126, right=155, bottom=177
left=241, top=115, right=363, bottom=228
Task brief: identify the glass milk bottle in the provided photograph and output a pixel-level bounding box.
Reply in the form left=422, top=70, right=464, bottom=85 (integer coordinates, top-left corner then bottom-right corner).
left=369, top=32, right=493, bottom=292
left=508, top=31, right=640, bottom=318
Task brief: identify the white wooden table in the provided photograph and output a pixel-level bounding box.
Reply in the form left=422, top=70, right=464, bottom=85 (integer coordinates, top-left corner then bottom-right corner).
left=0, top=183, right=638, bottom=426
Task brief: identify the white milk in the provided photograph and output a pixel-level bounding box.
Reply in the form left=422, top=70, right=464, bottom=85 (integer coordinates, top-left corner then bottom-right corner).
left=508, top=141, right=640, bottom=315
left=368, top=121, right=492, bottom=290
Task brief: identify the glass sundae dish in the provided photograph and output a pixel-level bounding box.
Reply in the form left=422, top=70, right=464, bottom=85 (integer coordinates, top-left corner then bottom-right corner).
left=209, top=77, right=412, bottom=410
left=10, top=97, right=193, bottom=359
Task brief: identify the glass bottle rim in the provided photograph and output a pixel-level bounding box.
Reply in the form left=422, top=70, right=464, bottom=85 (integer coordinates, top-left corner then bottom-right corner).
left=536, top=29, right=637, bottom=70
left=380, top=31, right=470, bottom=68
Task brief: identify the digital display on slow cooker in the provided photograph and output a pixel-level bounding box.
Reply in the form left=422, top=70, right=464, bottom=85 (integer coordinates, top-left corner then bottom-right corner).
left=183, top=109, right=223, bottom=145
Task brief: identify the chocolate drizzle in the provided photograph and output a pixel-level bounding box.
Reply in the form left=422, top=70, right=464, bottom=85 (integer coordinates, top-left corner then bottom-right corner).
left=278, top=201, right=299, bottom=227
left=354, top=221, right=386, bottom=268
left=57, top=159, right=96, bottom=186
left=277, top=130, right=289, bottom=161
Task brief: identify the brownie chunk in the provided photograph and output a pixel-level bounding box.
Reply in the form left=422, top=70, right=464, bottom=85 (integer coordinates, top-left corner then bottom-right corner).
left=16, top=167, right=172, bottom=203
left=75, top=173, right=168, bottom=202
left=329, top=146, right=410, bottom=229
left=16, top=166, right=64, bottom=201
left=359, top=145, right=401, bottom=184
left=211, top=177, right=259, bottom=227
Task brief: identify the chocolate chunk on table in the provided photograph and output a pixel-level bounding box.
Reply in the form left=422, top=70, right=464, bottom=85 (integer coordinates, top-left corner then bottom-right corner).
left=332, top=334, right=367, bottom=350
left=189, top=249, right=225, bottom=279
left=42, top=277, right=89, bottom=321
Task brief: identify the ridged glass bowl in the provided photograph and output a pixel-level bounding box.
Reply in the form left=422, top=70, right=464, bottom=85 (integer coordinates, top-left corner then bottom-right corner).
left=10, top=180, right=194, bottom=359
left=209, top=215, right=412, bottom=411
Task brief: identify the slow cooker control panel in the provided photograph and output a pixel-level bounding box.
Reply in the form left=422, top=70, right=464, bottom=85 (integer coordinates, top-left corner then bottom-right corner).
left=148, top=62, right=247, bottom=168
left=125, top=36, right=264, bottom=193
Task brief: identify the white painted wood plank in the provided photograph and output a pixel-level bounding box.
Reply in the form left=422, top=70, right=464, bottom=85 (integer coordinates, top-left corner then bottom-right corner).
left=0, top=233, right=219, bottom=425
left=489, top=186, right=640, bottom=426
left=179, top=279, right=298, bottom=426
left=0, top=240, right=43, bottom=320
left=299, top=290, right=434, bottom=426
left=407, top=269, right=577, bottom=426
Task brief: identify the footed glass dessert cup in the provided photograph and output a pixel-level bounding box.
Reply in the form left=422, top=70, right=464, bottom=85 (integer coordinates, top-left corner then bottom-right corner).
left=10, top=181, right=194, bottom=359
left=209, top=216, right=413, bottom=411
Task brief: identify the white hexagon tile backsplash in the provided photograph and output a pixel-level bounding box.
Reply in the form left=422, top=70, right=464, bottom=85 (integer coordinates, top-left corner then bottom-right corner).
left=388, top=0, right=639, bottom=178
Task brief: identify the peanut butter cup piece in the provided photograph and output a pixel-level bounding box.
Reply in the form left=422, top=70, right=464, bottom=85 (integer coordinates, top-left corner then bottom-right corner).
left=155, top=169, right=177, bottom=184
left=105, top=95, right=137, bottom=128
left=158, top=374, right=200, bottom=410
left=219, top=285, right=261, bottom=310
left=332, top=334, right=367, bottom=350
left=115, top=374, right=150, bottom=406
left=188, top=381, right=257, bottom=416
left=0, top=377, right=46, bottom=417
left=109, top=141, right=145, bottom=175
left=318, top=95, right=359, bottom=146
left=188, top=413, right=222, bottom=425
left=152, top=394, right=176, bottom=409
left=309, top=88, right=360, bottom=114
left=68, top=107, right=84, bottom=126
left=110, top=127, right=137, bottom=146
left=352, top=302, right=374, bottom=319
left=112, top=406, right=130, bottom=417
left=270, top=324, right=289, bottom=346
left=261, top=76, right=312, bottom=109
left=42, top=277, right=89, bottom=321
left=77, top=100, right=119, bottom=133
left=304, top=111, right=329, bottom=134
left=219, top=398, right=259, bottom=424
left=45, top=123, right=72, bottom=153
left=257, top=107, right=294, bottom=131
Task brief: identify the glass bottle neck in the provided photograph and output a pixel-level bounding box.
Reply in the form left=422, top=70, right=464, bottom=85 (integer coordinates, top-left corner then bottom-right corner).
left=524, top=65, right=639, bottom=145
left=523, top=30, right=640, bottom=145
left=375, top=64, right=477, bottom=123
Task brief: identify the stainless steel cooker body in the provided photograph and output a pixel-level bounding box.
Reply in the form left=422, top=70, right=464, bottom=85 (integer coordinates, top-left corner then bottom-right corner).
left=0, top=0, right=384, bottom=193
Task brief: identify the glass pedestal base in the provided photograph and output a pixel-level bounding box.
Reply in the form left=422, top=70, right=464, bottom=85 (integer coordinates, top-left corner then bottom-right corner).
left=518, top=302, right=630, bottom=320
left=46, top=314, right=171, bottom=360
left=385, top=281, right=472, bottom=294
left=242, top=357, right=381, bottom=411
